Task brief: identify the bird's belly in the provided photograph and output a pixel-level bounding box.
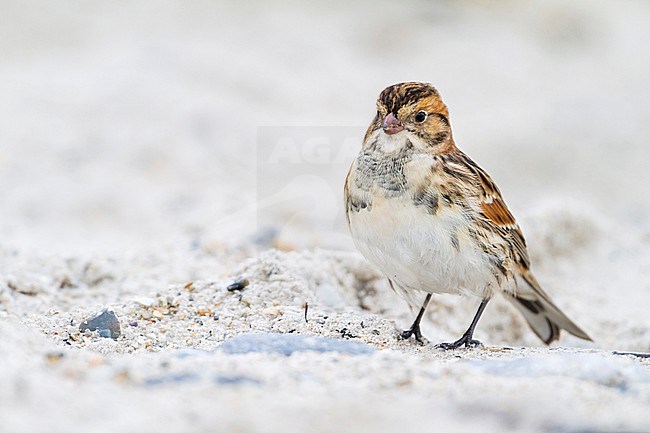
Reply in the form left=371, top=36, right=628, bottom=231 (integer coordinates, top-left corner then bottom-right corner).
left=349, top=196, right=496, bottom=296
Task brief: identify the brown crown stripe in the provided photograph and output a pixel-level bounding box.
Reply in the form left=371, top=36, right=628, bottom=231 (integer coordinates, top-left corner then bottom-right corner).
left=378, top=82, right=439, bottom=114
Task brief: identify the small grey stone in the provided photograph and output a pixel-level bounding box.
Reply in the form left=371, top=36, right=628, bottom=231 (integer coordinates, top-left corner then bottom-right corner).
left=227, top=277, right=249, bottom=292
left=219, top=333, right=375, bottom=356
left=79, top=309, right=121, bottom=339
left=144, top=373, right=200, bottom=386
left=214, top=375, right=261, bottom=386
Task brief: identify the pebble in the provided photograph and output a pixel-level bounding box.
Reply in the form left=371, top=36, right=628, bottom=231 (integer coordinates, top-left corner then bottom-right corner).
left=144, top=373, right=200, bottom=386
left=219, top=333, right=375, bottom=356
left=143, top=373, right=261, bottom=387
left=133, top=297, right=156, bottom=307
left=214, top=375, right=261, bottom=385
left=227, top=278, right=249, bottom=292
left=79, top=309, right=121, bottom=339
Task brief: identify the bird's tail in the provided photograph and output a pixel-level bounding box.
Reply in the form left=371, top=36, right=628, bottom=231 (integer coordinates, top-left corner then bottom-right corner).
left=504, top=271, right=592, bottom=344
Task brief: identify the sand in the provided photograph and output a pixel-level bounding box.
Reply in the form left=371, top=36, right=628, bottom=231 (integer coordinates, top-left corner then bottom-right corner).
left=3, top=247, right=650, bottom=433
left=2, top=1, right=650, bottom=432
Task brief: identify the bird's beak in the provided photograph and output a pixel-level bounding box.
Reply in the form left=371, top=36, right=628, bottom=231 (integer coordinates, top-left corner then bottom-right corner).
left=382, top=113, right=404, bottom=135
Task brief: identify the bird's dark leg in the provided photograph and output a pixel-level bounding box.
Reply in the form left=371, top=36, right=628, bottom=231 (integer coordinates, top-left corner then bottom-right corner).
left=436, top=298, right=490, bottom=350
left=400, top=293, right=432, bottom=345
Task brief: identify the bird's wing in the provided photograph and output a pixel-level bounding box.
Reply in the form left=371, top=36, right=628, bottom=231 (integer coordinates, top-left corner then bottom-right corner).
left=449, top=151, right=531, bottom=270
left=441, top=151, right=593, bottom=343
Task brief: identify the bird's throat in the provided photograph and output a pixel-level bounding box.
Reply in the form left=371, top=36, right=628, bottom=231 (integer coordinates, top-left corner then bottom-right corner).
left=365, top=130, right=415, bottom=154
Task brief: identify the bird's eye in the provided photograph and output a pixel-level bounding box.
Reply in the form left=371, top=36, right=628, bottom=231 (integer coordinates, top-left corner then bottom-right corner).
left=415, top=111, right=428, bottom=123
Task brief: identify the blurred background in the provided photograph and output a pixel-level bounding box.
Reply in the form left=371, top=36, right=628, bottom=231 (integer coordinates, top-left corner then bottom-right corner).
left=1, top=0, right=649, bottom=257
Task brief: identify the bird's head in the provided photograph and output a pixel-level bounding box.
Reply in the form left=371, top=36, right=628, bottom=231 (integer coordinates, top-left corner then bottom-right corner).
left=363, top=82, right=455, bottom=154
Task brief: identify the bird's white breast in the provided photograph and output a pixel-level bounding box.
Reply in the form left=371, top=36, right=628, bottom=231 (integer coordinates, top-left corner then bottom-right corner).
left=347, top=156, right=497, bottom=298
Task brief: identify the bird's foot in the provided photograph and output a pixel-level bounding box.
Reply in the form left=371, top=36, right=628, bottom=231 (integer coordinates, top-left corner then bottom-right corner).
left=399, top=325, right=429, bottom=346
left=435, top=333, right=483, bottom=350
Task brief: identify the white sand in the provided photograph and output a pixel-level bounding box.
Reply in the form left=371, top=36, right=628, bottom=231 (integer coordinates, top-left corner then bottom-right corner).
left=2, top=1, right=650, bottom=432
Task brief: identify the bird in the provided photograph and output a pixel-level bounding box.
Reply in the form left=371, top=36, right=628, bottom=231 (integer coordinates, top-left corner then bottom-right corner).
left=344, top=82, right=592, bottom=349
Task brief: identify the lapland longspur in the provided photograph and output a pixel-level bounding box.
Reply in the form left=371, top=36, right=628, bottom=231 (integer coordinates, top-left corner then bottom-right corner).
left=344, top=82, right=591, bottom=348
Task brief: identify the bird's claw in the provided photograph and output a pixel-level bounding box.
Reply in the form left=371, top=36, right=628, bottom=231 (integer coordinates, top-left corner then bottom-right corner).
left=435, top=335, right=483, bottom=350
left=399, top=327, right=429, bottom=346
